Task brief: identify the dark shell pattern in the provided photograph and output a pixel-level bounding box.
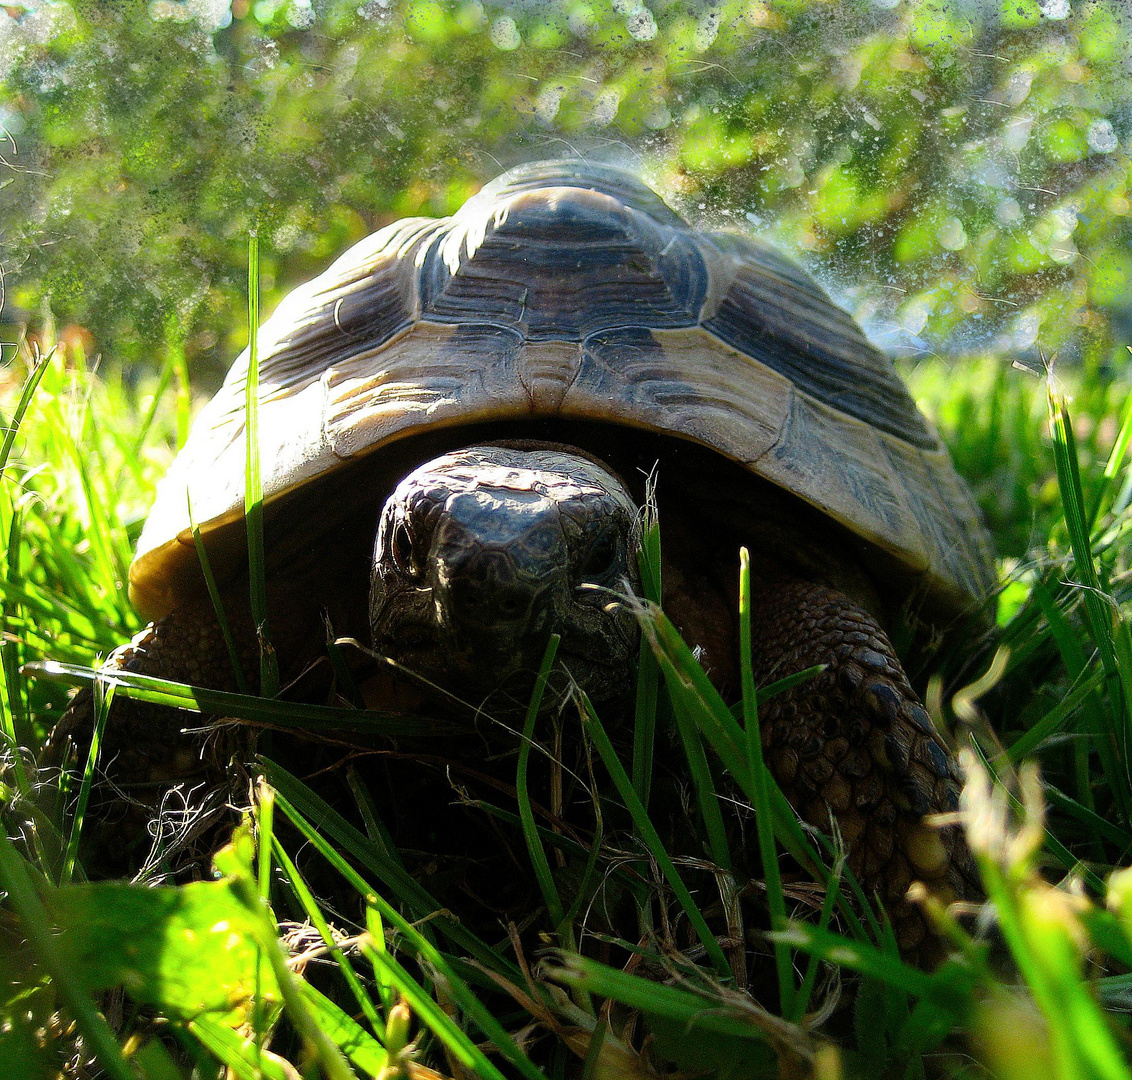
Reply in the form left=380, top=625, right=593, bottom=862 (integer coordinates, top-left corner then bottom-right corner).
left=132, top=160, right=994, bottom=620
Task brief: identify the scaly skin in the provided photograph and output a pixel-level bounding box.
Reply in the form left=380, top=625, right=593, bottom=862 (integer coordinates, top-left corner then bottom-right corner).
left=745, top=578, right=977, bottom=956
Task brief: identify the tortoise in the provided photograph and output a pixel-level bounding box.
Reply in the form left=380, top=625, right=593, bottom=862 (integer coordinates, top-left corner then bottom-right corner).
left=57, top=160, right=993, bottom=954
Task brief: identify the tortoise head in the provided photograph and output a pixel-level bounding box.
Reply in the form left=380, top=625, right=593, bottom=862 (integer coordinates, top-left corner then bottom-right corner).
left=370, top=445, right=642, bottom=710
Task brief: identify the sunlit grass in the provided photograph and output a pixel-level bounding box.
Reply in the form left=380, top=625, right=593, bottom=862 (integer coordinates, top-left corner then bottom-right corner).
left=2, top=327, right=1132, bottom=1077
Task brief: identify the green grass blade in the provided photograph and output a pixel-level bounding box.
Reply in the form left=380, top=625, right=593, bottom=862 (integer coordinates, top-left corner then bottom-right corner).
left=262, top=761, right=519, bottom=974
left=738, top=548, right=794, bottom=1016
left=188, top=491, right=249, bottom=694
left=550, top=953, right=779, bottom=1043
left=325, top=618, right=365, bottom=708
left=256, top=780, right=274, bottom=903
left=272, top=834, right=385, bottom=1042
left=0, top=640, right=33, bottom=801
left=640, top=605, right=870, bottom=940
left=578, top=690, right=733, bottom=979
left=642, top=606, right=826, bottom=878
left=220, top=839, right=357, bottom=1080
left=360, top=942, right=514, bottom=1080
left=773, top=921, right=960, bottom=1004
left=25, top=659, right=449, bottom=736
left=670, top=688, right=731, bottom=871
left=131, top=337, right=176, bottom=459
left=264, top=783, right=544, bottom=1080
left=790, top=863, right=842, bottom=1023
left=346, top=764, right=404, bottom=862
left=1087, top=378, right=1132, bottom=530
left=1044, top=785, right=1132, bottom=848
left=0, top=349, right=52, bottom=476
left=184, top=1015, right=292, bottom=1080
left=1004, top=666, right=1104, bottom=763
left=244, top=233, right=278, bottom=699
left=632, top=508, right=662, bottom=809
left=1049, top=388, right=1130, bottom=818
left=517, top=634, right=566, bottom=930
left=60, top=679, right=115, bottom=885
left=298, top=981, right=390, bottom=1078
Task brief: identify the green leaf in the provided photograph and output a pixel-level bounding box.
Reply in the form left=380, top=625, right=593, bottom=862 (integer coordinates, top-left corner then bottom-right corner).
left=47, top=878, right=281, bottom=1025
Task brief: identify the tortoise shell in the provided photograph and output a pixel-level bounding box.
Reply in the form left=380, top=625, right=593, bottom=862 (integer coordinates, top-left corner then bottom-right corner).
left=131, top=160, right=994, bottom=622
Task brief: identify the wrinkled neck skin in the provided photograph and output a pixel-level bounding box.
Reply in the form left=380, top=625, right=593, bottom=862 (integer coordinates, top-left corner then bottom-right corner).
left=369, top=445, right=642, bottom=714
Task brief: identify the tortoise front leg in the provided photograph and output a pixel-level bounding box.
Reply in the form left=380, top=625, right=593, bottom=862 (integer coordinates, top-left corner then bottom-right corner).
left=748, top=578, right=977, bottom=954
left=45, top=598, right=258, bottom=880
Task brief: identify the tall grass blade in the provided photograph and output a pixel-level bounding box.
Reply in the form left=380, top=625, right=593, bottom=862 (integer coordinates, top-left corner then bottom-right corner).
left=0, top=348, right=52, bottom=477
left=271, top=833, right=385, bottom=1040
left=632, top=499, right=662, bottom=809
left=221, top=839, right=358, bottom=1080
left=578, top=690, right=733, bottom=979
left=517, top=634, right=566, bottom=930
left=60, top=679, right=115, bottom=885
left=1087, top=377, right=1132, bottom=530
left=184, top=1015, right=292, bottom=1080
left=26, top=659, right=445, bottom=736
left=1048, top=388, right=1130, bottom=818
left=361, top=943, right=511, bottom=1080
left=188, top=492, right=249, bottom=694
left=0, top=641, right=32, bottom=801
left=262, top=763, right=515, bottom=972
left=132, top=313, right=193, bottom=456
left=670, top=692, right=731, bottom=871
left=738, top=548, right=793, bottom=1016
left=245, top=233, right=278, bottom=698
left=266, top=784, right=544, bottom=1080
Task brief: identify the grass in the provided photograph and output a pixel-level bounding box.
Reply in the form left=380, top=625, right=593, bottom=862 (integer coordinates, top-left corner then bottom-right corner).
left=1, top=316, right=1132, bottom=1078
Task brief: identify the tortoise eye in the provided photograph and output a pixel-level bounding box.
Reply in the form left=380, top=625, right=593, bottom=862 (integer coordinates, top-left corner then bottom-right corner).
left=580, top=532, right=619, bottom=581
left=391, top=521, right=416, bottom=576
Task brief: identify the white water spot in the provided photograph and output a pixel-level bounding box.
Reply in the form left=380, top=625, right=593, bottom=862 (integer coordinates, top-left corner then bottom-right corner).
left=995, top=197, right=1022, bottom=226
left=591, top=86, right=621, bottom=126
left=627, top=7, right=657, bottom=41
left=357, top=0, right=391, bottom=20
left=535, top=84, right=565, bottom=125
left=1051, top=205, right=1078, bottom=234
left=1003, top=115, right=1033, bottom=153
left=287, top=0, right=314, bottom=28
left=694, top=9, right=720, bottom=50
left=1003, top=70, right=1032, bottom=106
left=1039, top=0, right=1070, bottom=17
left=1087, top=118, right=1118, bottom=154
left=490, top=16, right=521, bottom=50
left=644, top=101, right=672, bottom=130
left=900, top=297, right=932, bottom=335
left=149, top=0, right=233, bottom=29
left=1012, top=309, right=1041, bottom=349
left=937, top=217, right=968, bottom=251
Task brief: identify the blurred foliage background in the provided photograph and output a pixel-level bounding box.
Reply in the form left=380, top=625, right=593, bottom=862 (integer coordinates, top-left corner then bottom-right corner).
left=1, top=0, right=1130, bottom=386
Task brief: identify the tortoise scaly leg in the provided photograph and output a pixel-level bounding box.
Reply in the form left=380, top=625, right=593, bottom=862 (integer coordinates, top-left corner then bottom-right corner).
left=748, top=578, right=977, bottom=956
left=46, top=598, right=258, bottom=880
